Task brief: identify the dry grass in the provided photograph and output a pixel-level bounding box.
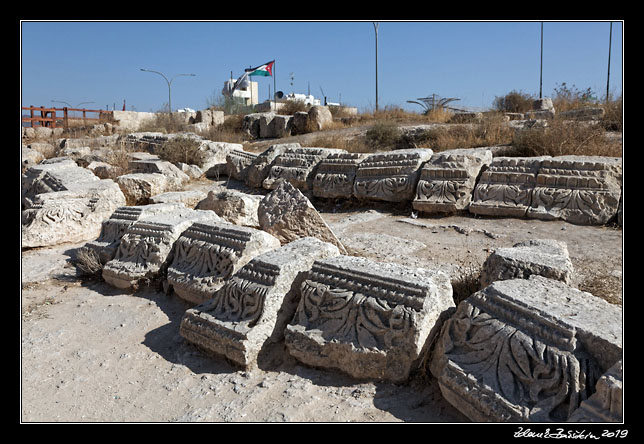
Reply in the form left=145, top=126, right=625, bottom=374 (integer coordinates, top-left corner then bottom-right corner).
left=512, top=118, right=622, bottom=157
left=73, top=247, right=103, bottom=279
left=156, top=136, right=207, bottom=166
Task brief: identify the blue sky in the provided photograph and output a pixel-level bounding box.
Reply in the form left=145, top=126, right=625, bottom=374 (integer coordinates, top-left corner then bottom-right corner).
left=20, top=21, right=623, bottom=113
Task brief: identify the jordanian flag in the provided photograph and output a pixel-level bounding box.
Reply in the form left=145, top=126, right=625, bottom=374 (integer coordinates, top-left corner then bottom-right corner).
left=246, top=60, right=274, bottom=77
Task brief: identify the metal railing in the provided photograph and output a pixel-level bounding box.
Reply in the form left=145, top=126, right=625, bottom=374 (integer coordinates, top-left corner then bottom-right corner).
left=21, top=106, right=111, bottom=129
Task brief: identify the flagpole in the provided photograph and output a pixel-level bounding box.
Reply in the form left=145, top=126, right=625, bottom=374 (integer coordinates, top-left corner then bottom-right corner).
left=273, top=60, right=277, bottom=112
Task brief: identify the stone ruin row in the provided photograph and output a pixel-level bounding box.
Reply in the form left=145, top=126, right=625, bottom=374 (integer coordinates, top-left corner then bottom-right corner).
left=21, top=134, right=622, bottom=422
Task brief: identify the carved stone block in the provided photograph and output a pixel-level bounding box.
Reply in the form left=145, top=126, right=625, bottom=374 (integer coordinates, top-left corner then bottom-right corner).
left=225, top=149, right=258, bottom=181
left=263, top=147, right=341, bottom=191
left=84, top=203, right=184, bottom=264
left=102, top=209, right=220, bottom=290
left=413, top=148, right=492, bottom=213
left=526, top=155, right=622, bottom=225
left=167, top=221, right=281, bottom=304
left=285, top=255, right=454, bottom=382
left=430, top=276, right=622, bottom=422
left=568, top=360, right=622, bottom=422
left=179, top=237, right=340, bottom=368
left=245, top=143, right=301, bottom=189
left=196, top=189, right=263, bottom=227
left=22, top=179, right=126, bottom=248
left=312, top=152, right=367, bottom=199
left=480, top=239, right=574, bottom=288
left=22, top=159, right=99, bottom=206
left=469, top=157, right=548, bottom=217
left=353, top=149, right=433, bottom=202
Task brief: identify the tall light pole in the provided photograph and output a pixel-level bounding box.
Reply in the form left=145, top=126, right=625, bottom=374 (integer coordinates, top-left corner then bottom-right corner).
left=539, top=22, right=544, bottom=99
left=606, top=21, right=613, bottom=102
left=373, top=22, right=379, bottom=112
left=140, top=68, right=196, bottom=113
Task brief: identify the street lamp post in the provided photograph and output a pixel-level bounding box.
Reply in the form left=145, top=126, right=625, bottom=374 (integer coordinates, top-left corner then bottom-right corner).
left=140, top=68, right=196, bottom=113
left=373, top=22, right=379, bottom=112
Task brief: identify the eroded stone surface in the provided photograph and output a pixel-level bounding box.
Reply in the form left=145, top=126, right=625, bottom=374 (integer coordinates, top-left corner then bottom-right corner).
left=353, top=149, right=433, bottom=202
left=527, top=155, right=622, bottom=225
left=480, top=239, right=574, bottom=288
left=413, top=148, right=492, bottom=213
left=285, top=255, right=454, bottom=382
left=167, top=221, right=281, bottom=304
left=179, top=237, right=340, bottom=368
left=225, top=149, right=258, bottom=181
left=430, top=276, right=622, bottom=422
left=263, top=147, right=340, bottom=191
left=258, top=180, right=347, bottom=253
left=568, top=360, right=623, bottom=422
left=245, top=143, right=301, bottom=189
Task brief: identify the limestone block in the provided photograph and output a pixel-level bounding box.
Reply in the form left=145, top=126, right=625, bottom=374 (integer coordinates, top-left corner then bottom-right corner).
left=308, top=106, right=333, bottom=131
left=196, top=189, right=262, bottom=227
left=242, top=113, right=263, bottom=139
left=149, top=190, right=207, bottom=209
left=480, top=239, right=574, bottom=288
left=245, top=143, right=301, bottom=189
left=176, top=162, right=203, bottom=179
left=200, top=141, right=244, bottom=174
left=167, top=221, right=281, bottom=304
left=285, top=255, right=454, bottom=382
left=526, top=156, right=622, bottom=225
left=469, top=157, right=548, bottom=217
left=263, top=147, right=341, bottom=191
left=129, top=158, right=190, bottom=183
left=84, top=203, right=184, bottom=264
left=180, top=237, right=340, bottom=368
left=22, top=160, right=99, bottom=205
left=258, top=180, right=347, bottom=254
left=22, top=179, right=126, bottom=248
left=225, top=149, right=258, bottom=181
left=353, top=149, right=433, bottom=202
left=430, top=276, right=622, bottom=422
left=102, top=209, right=220, bottom=290
left=116, top=173, right=183, bottom=205
left=259, top=112, right=276, bottom=138
left=291, top=111, right=309, bottom=135
left=312, top=152, right=368, bottom=199
left=568, top=360, right=623, bottom=422
left=87, top=161, right=117, bottom=179
left=413, top=148, right=493, bottom=213
left=271, top=115, right=293, bottom=138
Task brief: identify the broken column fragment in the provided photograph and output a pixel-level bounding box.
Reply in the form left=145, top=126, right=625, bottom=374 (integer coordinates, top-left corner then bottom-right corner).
left=527, top=155, right=622, bottom=225
left=469, top=156, right=548, bottom=217
left=258, top=179, right=347, bottom=254
left=179, top=237, right=340, bottom=368
left=430, top=275, right=622, bottom=422
left=312, top=152, right=367, bottom=199
left=102, top=208, right=220, bottom=290
left=167, top=221, right=281, bottom=305
left=262, top=146, right=340, bottom=191
left=568, top=360, right=623, bottom=422
left=285, top=255, right=454, bottom=383
left=479, top=239, right=574, bottom=288
left=413, top=148, right=492, bottom=213
left=353, top=149, right=433, bottom=202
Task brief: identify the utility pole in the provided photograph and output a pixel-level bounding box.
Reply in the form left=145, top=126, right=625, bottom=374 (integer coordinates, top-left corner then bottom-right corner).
left=140, top=68, right=196, bottom=113
left=606, top=22, right=613, bottom=102
left=539, top=22, right=544, bottom=99
left=373, top=22, right=379, bottom=112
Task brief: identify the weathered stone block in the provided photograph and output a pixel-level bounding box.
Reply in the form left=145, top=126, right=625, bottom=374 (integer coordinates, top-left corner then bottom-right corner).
left=353, top=149, right=433, bottom=202
left=167, top=221, right=281, bottom=304
left=526, top=155, right=622, bottom=225
left=430, top=276, right=622, bottom=422
left=22, top=159, right=99, bottom=206
left=116, top=173, right=183, bottom=205
left=568, top=360, right=622, bottom=422
left=102, top=209, right=220, bottom=290
left=245, top=143, right=300, bottom=189
left=480, top=239, right=574, bottom=288
left=258, top=180, right=347, bottom=254
left=285, top=255, right=454, bottom=382
left=196, top=189, right=262, bottom=227
left=84, top=203, right=184, bottom=264
left=149, top=190, right=207, bottom=209
left=263, top=147, right=340, bottom=191
left=312, top=152, right=367, bottom=199
left=22, top=179, right=127, bottom=248
left=225, top=149, right=258, bottom=181
left=179, top=237, right=340, bottom=368
left=469, top=157, right=548, bottom=217
left=413, top=148, right=492, bottom=213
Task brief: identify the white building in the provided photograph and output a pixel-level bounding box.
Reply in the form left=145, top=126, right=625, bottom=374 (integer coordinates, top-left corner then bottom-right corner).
left=222, top=79, right=259, bottom=106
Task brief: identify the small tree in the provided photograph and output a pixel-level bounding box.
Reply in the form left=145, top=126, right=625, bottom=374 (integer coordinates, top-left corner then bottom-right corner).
left=493, top=90, right=535, bottom=113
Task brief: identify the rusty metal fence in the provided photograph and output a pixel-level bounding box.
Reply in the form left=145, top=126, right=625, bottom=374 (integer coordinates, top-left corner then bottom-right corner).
left=21, top=106, right=111, bottom=129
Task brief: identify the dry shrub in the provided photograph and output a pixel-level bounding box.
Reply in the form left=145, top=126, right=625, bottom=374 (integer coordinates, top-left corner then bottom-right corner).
left=302, top=134, right=371, bottom=153
left=200, top=115, right=248, bottom=144
left=74, top=247, right=103, bottom=278
left=414, top=115, right=514, bottom=152
left=102, top=141, right=136, bottom=180
left=279, top=100, right=310, bottom=115
left=364, top=120, right=402, bottom=150
left=512, top=118, right=622, bottom=157
left=156, top=136, right=207, bottom=166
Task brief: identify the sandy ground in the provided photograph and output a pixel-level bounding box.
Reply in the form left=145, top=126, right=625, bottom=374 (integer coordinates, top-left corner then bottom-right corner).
left=20, top=176, right=623, bottom=423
